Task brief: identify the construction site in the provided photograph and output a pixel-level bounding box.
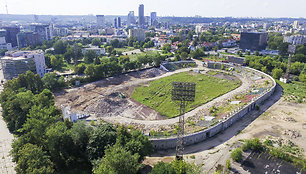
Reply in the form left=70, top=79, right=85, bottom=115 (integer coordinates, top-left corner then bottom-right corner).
left=55, top=60, right=274, bottom=138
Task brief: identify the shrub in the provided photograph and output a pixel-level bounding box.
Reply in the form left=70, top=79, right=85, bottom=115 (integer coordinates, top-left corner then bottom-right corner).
left=226, top=159, right=231, bottom=169
left=231, top=148, right=242, bottom=162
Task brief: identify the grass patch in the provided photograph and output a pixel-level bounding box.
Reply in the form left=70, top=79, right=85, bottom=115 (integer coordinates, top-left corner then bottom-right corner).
left=114, top=46, right=135, bottom=53
left=131, top=72, right=241, bottom=118
left=128, top=51, right=160, bottom=61
left=276, top=80, right=306, bottom=103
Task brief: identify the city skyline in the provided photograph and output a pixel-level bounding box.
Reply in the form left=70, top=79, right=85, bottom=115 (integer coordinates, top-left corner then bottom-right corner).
left=0, top=0, right=306, bottom=18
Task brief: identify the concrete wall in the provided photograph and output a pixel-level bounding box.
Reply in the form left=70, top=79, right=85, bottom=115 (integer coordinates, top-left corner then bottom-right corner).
left=150, top=66, right=276, bottom=150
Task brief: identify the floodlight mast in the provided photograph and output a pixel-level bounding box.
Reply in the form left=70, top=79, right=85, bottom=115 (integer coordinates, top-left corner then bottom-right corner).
left=171, top=82, right=196, bottom=160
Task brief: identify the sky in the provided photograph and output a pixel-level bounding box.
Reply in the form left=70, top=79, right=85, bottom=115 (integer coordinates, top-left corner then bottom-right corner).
left=0, top=0, right=305, bottom=18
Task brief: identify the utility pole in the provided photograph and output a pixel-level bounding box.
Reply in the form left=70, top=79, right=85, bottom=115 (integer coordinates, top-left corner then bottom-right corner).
left=171, top=82, right=196, bottom=160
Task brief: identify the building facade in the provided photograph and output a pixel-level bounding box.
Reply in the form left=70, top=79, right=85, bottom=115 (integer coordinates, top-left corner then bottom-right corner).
left=96, top=15, right=105, bottom=28
left=1, top=50, right=46, bottom=79
left=138, top=4, right=145, bottom=27
left=150, top=12, right=157, bottom=26
left=2, top=26, right=20, bottom=47
left=128, top=28, right=146, bottom=41
left=127, top=11, right=136, bottom=26
left=239, top=32, right=268, bottom=51
left=17, top=32, right=41, bottom=48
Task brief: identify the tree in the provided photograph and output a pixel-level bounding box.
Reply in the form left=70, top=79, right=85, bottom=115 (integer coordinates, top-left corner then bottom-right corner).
left=290, top=62, right=304, bottom=75
left=84, top=64, right=96, bottom=79
left=86, top=124, right=117, bottom=161
left=106, top=46, right=114, bottom=55
left=272, top=68, right=283, bottom=79
left=53, top=40, right=67, bottom=54
left=180, top=52, right=189, bottom=60
left=150, top=162, right=175, bottom=174
left=75, top=63, right=87, bottom=75
left=15, top=143, right=54, bottom=174
left=2, top=90, right=34, bottom=133
left=45, top=122, right=76, bottom=170
left=110, top=39, right=120, bottom=48
left=42, top=73, right=66, bottom=92
left=299, top=73, right=306, bottom=83
left=92, top=38, right=102, bottom=47
left=162, top=43, right=171, bottom=53
left=93, top=144, right=140, bottom=174
left=231, top=148, right=242, bottom=162
left=84, top=50, right=98, bottom=64
left=18, top=105, right=60, bottom=146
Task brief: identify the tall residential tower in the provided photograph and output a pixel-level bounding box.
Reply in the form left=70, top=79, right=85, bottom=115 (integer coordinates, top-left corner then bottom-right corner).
left=138, top=4, right=145, bottom=27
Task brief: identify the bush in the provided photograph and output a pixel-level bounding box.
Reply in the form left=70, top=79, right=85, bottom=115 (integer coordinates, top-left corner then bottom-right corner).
left=231, top=148, right=242, bottom=162
left=226, top=159, right=231, bottom=169
left=242, top=138, right=263, bottom=152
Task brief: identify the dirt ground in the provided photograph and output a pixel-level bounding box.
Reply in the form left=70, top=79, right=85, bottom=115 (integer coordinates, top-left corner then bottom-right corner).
left=55, top=68, right=167, bottom=121
left=143, top=86, right=306, bottom=173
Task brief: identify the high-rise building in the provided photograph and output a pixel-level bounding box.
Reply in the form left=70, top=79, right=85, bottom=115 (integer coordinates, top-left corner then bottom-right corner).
left=96, top=15, right=105, bottom=28
left=127, top=11, right=136, bottom=26
left=293, top=20, right=299, bottom=29
left=117, top=17, right=121, bottom=28
left=17, top=32, right=41, bottom=49
left=29, top=24, right=53, bottom=41
left=138, top=4, right=145, bottom=27
left=113, top=17, right=122, bottom=28
left=114, top=18, right=118, bottom=28
left=150, top=12, right=157, bottom=26
left=239, top=32, right=268, bottom=51
left=2, top=26, right=20, bottom=47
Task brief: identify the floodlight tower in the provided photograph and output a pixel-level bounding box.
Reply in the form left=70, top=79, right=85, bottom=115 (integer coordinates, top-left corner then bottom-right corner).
left=286, top=45, right=296, bottom=79
left=171, top=82, right=196, bottom=160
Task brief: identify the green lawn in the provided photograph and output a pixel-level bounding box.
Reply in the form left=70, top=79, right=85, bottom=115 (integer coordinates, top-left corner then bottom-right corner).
left=128, top=51, right=160, bottom=61
left=131, top=72, right=241, bottom=118
left=114, top=47, right=135, bottom=53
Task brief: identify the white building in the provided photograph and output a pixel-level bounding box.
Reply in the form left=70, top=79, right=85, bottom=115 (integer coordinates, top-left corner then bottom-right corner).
left=1, top=50, right=46, bottom=79
left=284, top=35, right=306, bottom=45
left=82, top=46, right=106, bottom=56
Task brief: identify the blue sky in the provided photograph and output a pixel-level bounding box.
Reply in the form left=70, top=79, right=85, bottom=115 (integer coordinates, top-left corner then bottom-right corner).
left=1, top=0, right=305, bottom=17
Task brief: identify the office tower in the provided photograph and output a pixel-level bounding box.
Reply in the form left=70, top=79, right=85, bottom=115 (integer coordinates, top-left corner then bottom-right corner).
left=96, top=15, right=105, bottom=28
left=239, top=32, right=268, bottom=51
left=114, top=18, right=118, bottom=28
left=138, top=4, right=145, bottom=27
left=127, top=11, right=136, bottom=26
left=113, top=17, right=121, bottom=28
left=2, top=26, right=20, bottom=47
left=150, top=12, right=157, bottom=26
left=117, top=17, right=121, bottom=28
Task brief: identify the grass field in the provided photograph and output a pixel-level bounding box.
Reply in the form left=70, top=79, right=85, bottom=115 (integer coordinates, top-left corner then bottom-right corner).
left=128, top=51, right=160, bottom=61
left=131, top=71, right=241, bottom=118
left=114, top=47, right=135, bottom=53
left=277, top=80, right=306, bottom=103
